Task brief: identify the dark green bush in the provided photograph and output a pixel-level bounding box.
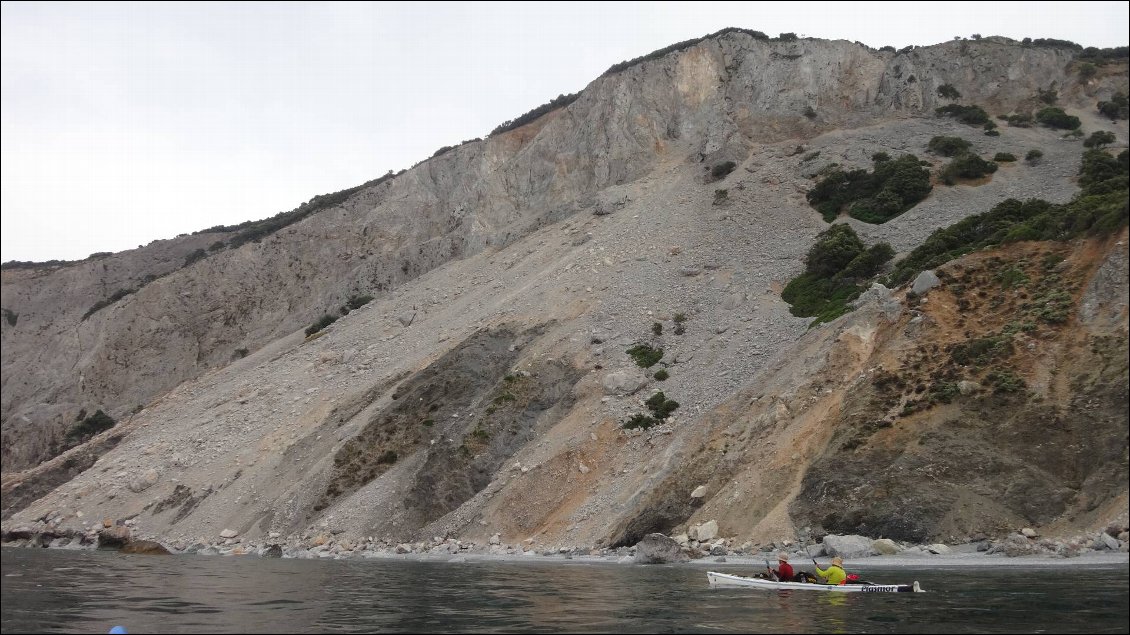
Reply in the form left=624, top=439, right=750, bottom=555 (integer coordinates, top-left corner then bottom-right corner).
left=888, top=148, right=1128, bottom=286
left=777, top=32, right=798, bottom=41
left=2, top=308, right=16, bottom=327
left=654, top=369, right=669, bottom=381
left=803, top=224, right=864, bottom=277
left=993, top=153, right=1017, bottom=162
left=928, top=135, right=972, bottom=157
left=490, top=93, right=579, bottom=136
left=806, top=154, right=931, bottom=223
left=623, top=414, right=658, bottom=430
left=1004, top=112, right=1033, bottom=127
left=937, top=84, right=961, bottom=99
left=711, top=161, right=737, bottom=179
left=1025, top=149, right=1044, bottom=164
left=935, top=104, right=991, bottom=126
left=305, top=314, right=338, bottom=336
left=340, top=294, right=374, bottom=315
left=941, top=153, right=998, bottom=185
left=645, top=391, right=680, bottom=419
left=1083, top=131, right=1116, bottom=148
left=1097, top=92, right=1128, bottom=120
left=376, top=450, right=398, bottom=464
left=82, top=288, right=135, bottom=321
left=183, top=248, right=207, bottom=267
left=652, top=322, right=663, bottom=336
left=1035, top=107, right=1081, bottom=130
left=1037, top=87, right=1058, bottom=105
left=601, top=27, right=772, bottom=77
left=782, top=225, right=894, bottom=326
left=803, top=106, right=817, bottom=119
left=65, top=409, right=116, bottom=444
left=626, top=344, right=663, bottom=368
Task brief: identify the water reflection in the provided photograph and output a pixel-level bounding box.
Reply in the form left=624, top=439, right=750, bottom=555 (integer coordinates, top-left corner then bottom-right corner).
left=2, top=549, right=1128, bottom=634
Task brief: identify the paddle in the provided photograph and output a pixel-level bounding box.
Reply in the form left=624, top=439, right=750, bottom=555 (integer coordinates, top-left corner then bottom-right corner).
left=765, top=558, right=778, bottom=581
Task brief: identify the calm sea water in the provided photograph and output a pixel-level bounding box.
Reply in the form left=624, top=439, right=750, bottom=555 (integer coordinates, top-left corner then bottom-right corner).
left=2, top=548, right=1127, bottom=633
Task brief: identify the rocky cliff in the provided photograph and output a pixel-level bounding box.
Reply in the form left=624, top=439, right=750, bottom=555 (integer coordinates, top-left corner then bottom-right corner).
left=2, top=32, right=1127, bottom=555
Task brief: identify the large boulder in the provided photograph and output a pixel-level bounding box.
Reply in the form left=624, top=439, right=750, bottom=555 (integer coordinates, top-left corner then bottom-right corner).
left=872, top=538, right=900, bottom=555
left=98, top=527, right=131, bottom=549
left=121, top=540, right=171, bottom=555
left=634, top=533, right=690, bottom=564
left=911, top=270, right=941, bottom=296
left=821, top=534, right=874, bottom=558
left=601, top=370, right=647, bottom=395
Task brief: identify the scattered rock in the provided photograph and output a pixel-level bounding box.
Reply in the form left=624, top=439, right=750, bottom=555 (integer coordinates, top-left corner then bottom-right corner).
left=872, top=538, right=900, bottom=555
left=219, top=528, right=239, bottom=539
left=690, top=485, right=707, bottom=499
left=821, top=534, right=873, bottom=558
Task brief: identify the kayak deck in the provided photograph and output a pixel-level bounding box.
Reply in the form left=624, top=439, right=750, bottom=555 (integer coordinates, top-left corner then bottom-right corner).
left=707, top=571, right=923, bottom=593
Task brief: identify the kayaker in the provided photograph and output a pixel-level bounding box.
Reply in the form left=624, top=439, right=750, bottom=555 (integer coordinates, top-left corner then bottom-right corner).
left=813, top=556, right=847, bottom=585
left=770, top=551, right=794, bottom=581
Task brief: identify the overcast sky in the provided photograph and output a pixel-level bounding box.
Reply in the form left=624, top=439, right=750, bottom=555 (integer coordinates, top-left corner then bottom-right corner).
left=2, top=1, right=1128, bottom=263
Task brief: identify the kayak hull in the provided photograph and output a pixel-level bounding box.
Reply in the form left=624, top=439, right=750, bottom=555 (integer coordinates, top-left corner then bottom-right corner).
left=707, top=571, right=923, bottom=593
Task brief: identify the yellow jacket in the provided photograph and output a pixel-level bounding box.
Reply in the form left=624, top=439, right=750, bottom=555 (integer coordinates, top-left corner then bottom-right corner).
left=815, top=563, right=847, bottom=585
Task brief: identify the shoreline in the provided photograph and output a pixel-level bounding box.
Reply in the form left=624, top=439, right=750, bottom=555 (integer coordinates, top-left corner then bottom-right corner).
left=3, top=542, right=1127, bottom=569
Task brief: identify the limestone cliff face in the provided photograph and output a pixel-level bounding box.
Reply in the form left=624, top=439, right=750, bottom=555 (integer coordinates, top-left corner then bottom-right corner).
left=1, top=33, right=1126, bottom=552
left=3, top=35, right=1093, bottom=471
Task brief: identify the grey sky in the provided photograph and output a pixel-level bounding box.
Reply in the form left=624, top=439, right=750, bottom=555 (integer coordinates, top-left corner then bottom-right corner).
left=2, top=1, right=1127, bottom=263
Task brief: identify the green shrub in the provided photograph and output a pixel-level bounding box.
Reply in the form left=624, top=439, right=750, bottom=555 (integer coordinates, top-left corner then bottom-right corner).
left=2, top=308, right=16, bottom=327
left=489, top=93, right=580, bottom=136
left=935, top=104, right=991, bottom=126
left=928, top=135, right=972, bottom=157
left=1025, top=149, right=1044, bottom=164
left=183, top=249, right=207, bottom=267
left=940, top=153, right=998, bottom=185
left=1078, top=62, right=1097, bottom=80
left=1097, top=92, right=1129, bottom=120
left=806, top=154, right=931, bottom=223
left=782, top=225, right=893, bottom=326
left=626, top=344, right=664, bottom=368
left=376, top=450, right=398, bottom=464
left=645, top=391, right=680, bottom=419
left=950, top=335, right=1013, bottom=367
left=887, top=148, right=1127, bottom=286
left=623, top=414, right=658, bottom=430
left=1037, top=87, right=1058, bottom=105
left=937, top=84, right=961, bottom=99
left=803, top=105, right=817, bottom=119
left=82, top=288, right=135, bottom=321
left=654, top=369, right=669, bottom=381
left=1083, top=131, right=1116, bottom=148
left=987, top=369, right=1026, bottom=393
left=713, top=189, right=729, bottom=204
left=1035, top=107, right=1081, bottom=130
left=65, top=409, right=116, bottom=444
left=652, top=322, right=663, bottom=336
left=803, top=224, right=864, bottom=277
left=1005, top=112, right=1033, bottom=127
left=872, top=152, right=891, bottom=163
left=305, top=314, right=338, bottom=336
left=340, top=294, right=374, bottom=314
left=711, top=161, right=737, bottom=179
left=233, top=347, right=249, bottom=359
left=993, top=153, right=1017, bottom=162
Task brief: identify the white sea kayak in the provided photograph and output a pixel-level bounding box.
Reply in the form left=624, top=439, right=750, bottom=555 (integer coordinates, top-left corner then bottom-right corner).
left=707, top=571, right=924, bottom=593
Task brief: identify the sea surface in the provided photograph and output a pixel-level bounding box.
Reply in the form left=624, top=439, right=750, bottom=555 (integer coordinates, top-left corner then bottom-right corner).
left=2, top=547, right=1127, bottom=633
